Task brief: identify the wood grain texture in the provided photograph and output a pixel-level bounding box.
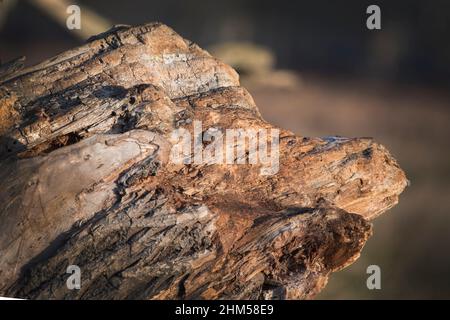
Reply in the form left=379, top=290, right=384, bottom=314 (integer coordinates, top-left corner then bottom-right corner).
left=0, top=23, right=407, bottom=299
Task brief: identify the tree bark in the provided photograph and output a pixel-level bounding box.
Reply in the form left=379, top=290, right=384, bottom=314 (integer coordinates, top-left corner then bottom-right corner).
left=0, top=23, right=407, bottom=299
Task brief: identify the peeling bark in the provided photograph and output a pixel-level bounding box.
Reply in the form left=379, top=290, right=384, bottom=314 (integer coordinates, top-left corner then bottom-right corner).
left=0, top=23, right=407, bottom=299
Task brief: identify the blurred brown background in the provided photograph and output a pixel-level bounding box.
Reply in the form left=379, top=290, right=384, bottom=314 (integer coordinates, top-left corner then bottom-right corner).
left=1, top=0, right=450, bottom=299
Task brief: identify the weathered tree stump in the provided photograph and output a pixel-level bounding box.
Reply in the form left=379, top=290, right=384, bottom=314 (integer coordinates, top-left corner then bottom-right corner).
left=0, top=23, right=407, bottom=299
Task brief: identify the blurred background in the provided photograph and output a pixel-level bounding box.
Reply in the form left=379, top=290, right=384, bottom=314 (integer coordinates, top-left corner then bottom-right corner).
left=1, top=0, right=450, bottom=299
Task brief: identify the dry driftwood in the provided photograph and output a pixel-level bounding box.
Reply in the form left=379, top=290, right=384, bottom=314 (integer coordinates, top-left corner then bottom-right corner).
left=0, top=23, right=407, bottom=299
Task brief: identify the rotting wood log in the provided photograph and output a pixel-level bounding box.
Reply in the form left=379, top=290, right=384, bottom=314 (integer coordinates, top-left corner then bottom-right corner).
left=0, top=23, right=407, bottom=299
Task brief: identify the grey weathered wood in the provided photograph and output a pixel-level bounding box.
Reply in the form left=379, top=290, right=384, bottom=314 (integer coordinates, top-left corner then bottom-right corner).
left=0, top=23, right=407, bottom=299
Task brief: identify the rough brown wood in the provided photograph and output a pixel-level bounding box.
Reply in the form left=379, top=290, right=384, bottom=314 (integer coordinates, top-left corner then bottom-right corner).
left=0, top=23, right=407, bottom=299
